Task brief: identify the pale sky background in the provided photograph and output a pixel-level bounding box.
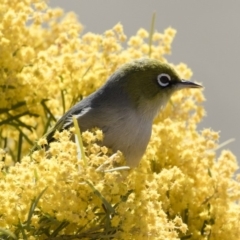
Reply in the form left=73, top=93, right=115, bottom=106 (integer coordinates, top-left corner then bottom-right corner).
left=49, top=0, right=240, bottom=165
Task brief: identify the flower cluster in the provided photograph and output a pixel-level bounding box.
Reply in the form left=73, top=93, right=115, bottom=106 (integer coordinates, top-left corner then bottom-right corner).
left=0, top=0, right=180, bottom=162
left=0, top=0, right=239, bottom=239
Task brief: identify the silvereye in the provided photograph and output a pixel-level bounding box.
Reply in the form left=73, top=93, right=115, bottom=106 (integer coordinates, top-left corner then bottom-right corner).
left=40, top=58, right=202, bottom=167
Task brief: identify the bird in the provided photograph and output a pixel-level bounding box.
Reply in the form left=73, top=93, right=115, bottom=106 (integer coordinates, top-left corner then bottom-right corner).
left=37, top=58, right=202, bottom=167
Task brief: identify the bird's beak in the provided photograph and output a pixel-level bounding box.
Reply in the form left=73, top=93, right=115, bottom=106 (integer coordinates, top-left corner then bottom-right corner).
left=175, top=80, right=202, bottom=90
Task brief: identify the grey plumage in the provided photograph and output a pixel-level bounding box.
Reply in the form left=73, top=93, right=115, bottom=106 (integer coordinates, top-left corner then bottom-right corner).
left=46, top=67, right=152, bottom=167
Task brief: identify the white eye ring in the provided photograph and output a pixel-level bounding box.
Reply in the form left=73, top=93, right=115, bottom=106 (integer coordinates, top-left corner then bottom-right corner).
left=157, top=73, right=171, bottom=87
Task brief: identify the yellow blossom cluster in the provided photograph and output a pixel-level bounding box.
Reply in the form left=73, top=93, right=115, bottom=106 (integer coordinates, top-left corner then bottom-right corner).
left=0, top=0, right=178, bottom=162
left=0, top=0, right=240, bottom=239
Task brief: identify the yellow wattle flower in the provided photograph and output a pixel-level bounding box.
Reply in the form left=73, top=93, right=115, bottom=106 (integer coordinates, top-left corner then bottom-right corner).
left=0, top=0, right=239, bottom=239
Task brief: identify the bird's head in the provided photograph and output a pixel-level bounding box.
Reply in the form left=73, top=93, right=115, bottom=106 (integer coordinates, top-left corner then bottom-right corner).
left=112, top=58, right=202, bottom=119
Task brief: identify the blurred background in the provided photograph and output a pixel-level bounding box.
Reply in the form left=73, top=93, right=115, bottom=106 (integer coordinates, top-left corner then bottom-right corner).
left=49, top=0, right=240, bottom=164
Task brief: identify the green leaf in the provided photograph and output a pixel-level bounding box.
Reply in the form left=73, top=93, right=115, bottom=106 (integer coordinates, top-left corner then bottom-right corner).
left=26, top=187, right=48, bottom=229
left=214, top=138, right=235, bottom=151
left=148, top=12, right=156, bottom=58
left=17, top=131, right=23, bottom=162
left=0, top=227, right=17, bottom=239
left=61, top=89, right=66, bottom=115
left=41, top=100, right=57, bottom=122
left=102, top=166, right=130, bottom=173
left=86, top=180, right=115, bottom=216
left=73, top=116, right=87, bottom=166
left=14, top=125, right=33, bottom=146
left=50, top=221, right=69, bottom=237
left=0, top=101, right=26, bottom=114
left=0, top=111, right=34, bottom=126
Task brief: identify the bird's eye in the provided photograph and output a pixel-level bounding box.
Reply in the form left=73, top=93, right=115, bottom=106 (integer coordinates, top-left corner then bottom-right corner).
left=157, top=73, right=171, bottom=87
